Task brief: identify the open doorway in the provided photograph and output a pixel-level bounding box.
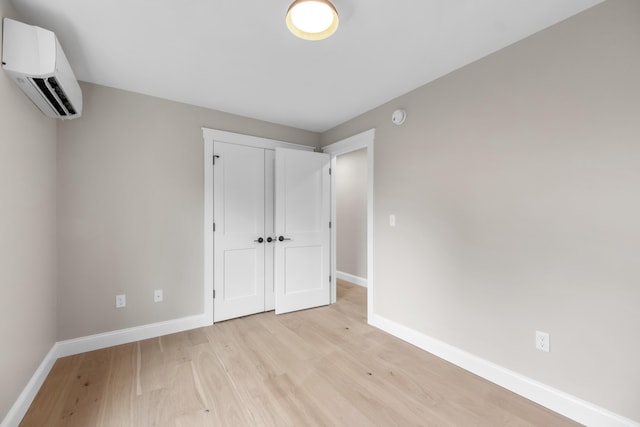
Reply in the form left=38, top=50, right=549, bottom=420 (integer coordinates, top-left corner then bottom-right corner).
left=335, top=148, right=368, bottom=284
left=323, top=129, right=375, bottom=322
left=335, top=147, right=368, bottom=318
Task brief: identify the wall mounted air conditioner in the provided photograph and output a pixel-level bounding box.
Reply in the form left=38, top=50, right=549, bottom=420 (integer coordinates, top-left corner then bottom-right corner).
left=2, top=17, right=82, bottom=119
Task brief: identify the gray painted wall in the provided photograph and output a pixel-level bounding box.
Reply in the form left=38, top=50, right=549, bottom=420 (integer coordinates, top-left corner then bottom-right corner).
left=56, top=82, right=319, bottom=340
left=0, top=0, right=58, bottom=419
left=322, top=0, right=640, bottom=421
left=336, top=148, right=367, bottom=279
left=3, top=0, right=639, bottom=423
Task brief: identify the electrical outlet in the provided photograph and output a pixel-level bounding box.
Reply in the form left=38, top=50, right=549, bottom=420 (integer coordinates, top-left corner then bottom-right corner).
left=115, top=294, right=126, bottom=308
left=536, top=330, right=550, bottom=352
left=154, top=289, right=163, bottom=303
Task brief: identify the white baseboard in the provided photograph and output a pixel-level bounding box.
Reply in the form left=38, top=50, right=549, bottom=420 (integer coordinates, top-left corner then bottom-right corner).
left=1, top=314, right=210, bottom=427
left=1, top=346, right=58, bottom=427
left=368, top=313, right=639, bottom=427
left=56, top=314, right=210, bottom=357
left=6, top=311, right=636, bottom=427
left=336, top=271, right=367, bottom=288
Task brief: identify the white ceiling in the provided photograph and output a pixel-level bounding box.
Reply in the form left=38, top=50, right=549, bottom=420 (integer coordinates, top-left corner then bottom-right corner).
left=10, top=0, right=604, bottom=132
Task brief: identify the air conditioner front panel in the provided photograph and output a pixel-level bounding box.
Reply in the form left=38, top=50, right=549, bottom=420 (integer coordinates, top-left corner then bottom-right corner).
left=2, top=18, right=82, bottom=119
left=2, top=17, right=56, bottom=76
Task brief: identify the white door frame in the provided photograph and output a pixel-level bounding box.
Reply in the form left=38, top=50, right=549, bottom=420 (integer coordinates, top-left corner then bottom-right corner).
left=203, top=128, right=314, bottom=324
left=322, top=129, right=375, bottom=322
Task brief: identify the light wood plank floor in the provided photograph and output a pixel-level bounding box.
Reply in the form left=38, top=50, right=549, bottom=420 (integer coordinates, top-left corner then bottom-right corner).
left=21, top=280, right=579, bottom=426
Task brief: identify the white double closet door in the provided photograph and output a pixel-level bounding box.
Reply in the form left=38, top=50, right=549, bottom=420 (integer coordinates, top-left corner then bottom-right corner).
left=214, top=141, right=331, bottom=322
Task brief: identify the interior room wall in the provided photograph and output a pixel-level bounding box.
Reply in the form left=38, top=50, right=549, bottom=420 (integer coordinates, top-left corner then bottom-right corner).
left=336, top=148, right=368, bottom=280
left=320, top=0, right=640, bottom=421
left=0, top=1, right=58, bottom=420
left=56, top=82, right=319, bottom=340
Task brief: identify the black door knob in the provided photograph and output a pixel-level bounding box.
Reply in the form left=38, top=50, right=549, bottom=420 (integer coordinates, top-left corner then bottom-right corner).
left=266, top=237, right=273, bottom=243
left=254, top=237, right=264, bottom=243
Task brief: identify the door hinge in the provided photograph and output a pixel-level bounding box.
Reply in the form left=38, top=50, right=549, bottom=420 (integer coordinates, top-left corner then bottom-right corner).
left=213, top=222, right=216, bottom=232
left=213, top=289, right=216, bottom=299
left=329, top=221, right=332, bottom=229
left=329, top=275, right=332, bottom=282
left=329, top=167, right=332, bottom=175
left=213, top=155, right=220, bottom=165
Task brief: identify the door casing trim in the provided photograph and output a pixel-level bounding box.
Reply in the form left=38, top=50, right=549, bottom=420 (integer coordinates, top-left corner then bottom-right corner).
left=203, top=127, right=316, bottom=324
left=322, top=129, right=375, bottom=321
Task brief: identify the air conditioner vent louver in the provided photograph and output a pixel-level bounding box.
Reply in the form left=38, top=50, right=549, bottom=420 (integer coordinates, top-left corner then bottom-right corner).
left=32, top=77, right=68, bottom=116
left=2, top=18, right=82, bottom=120
left=48, top=77, right=77, bottom=115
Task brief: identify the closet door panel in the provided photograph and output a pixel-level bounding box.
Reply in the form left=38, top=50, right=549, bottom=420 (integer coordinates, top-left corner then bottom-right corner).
left=214, top=142, right=266, bottom=322
left=275, top=148, right=331, bottom=314
left=264, top=149, right=276, bottom=311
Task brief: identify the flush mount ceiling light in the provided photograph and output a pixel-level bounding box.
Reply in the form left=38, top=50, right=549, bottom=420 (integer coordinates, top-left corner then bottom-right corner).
left=286, top=0, right=339, bottom=41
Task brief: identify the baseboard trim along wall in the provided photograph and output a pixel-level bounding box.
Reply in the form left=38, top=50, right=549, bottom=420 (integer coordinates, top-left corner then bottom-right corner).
left=5, top=311, right=638, bottom=427
left=55, top=314, right=209, bottom=358
left=336, top=271, right=368, bottom=288
left=368, top=313, right=639, bottom=427
left=0, top=346, right=58, bottom=427
left=1, top=314, right=210, bottom=427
